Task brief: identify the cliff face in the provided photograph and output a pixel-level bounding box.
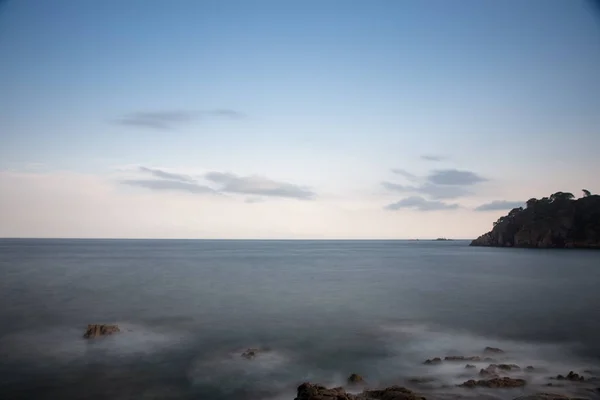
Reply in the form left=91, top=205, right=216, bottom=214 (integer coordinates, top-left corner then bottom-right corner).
left=471, top=193, right=600, bottom=249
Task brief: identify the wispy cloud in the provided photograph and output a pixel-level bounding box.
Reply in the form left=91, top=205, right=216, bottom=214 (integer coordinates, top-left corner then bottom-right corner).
left=116, top=111, right=194, bottom=130
left=427, top=169, right=487, bottom=186
left=474, top=200, right=524, bottom=211
left=385, top=196, right=459, bottom=211
left=205, top=172, right=315, bottom=200
left=138, top=166, right=194, bottom=183
left=121, top=179, right=216, bottom=194
left=121, top=166, right=313, bottom=200
left=421, top=154, right=447, bottom=162
left=382, top=181, right=471, bottom=199
left=391, top=168, right=418, bottom=181
left=115, top=109, right=244, bottom=130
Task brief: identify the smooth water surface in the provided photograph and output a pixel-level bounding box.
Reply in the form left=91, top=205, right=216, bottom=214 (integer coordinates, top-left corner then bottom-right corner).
left=1, top=240, right=599, bottom=399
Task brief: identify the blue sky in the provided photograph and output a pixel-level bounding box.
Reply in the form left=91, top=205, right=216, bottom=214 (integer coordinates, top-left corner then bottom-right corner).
left=1, top=0, right=599, bottom=238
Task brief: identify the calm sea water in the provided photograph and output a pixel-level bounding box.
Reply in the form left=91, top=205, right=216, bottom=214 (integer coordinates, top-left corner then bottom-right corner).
left=1, top=239, right=599, bottom=400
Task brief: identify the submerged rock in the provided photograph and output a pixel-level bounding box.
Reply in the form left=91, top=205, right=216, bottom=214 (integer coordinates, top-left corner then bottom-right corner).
left=465, top=364, right=476, bottom=369
left=423, top=357, right=442, bottom=365
left=83, top=324, right=120, bottom=339
left=484, top=347, right=504, bottom=354
left=459, top=377, right=526, bottom=388
left=525, top=366, right=535, bottom=372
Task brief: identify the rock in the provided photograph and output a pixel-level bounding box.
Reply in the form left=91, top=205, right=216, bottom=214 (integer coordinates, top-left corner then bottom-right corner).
left=407, top=377, right=435, bottom=384
left=512, top=394, right=570, bottom=400
left=295, top=383, right=353, bottom=400
left=362, top=385, right=426, bottom=400
left=348, top=374, right=364, bottom=384
left=497, top=364, right=521, bottom=371
left=423, top=357, right=442, bottom=365
left=554, top=371, right=584, bottom=382
left=484, top=347, right=504, bottom=354
left=444, top=356, right=481, bottom=362
left=465, top=364, right=476, bottom=369
left=459, top=377, right=526, bottom=388
left=83, top=324, right=120, bottom=339
left=483, top=357, right=497, bottom=362
left=294, top=383, right=425, bottom=400
left=480, top=365, right=499, bottom=377
left=241, top=348, right=260, bottom=359
left=525, top=366, right=535, bottom=372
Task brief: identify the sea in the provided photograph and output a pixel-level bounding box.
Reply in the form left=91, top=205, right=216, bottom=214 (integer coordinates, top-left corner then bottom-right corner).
left=0, top=239, right=599, bottom=400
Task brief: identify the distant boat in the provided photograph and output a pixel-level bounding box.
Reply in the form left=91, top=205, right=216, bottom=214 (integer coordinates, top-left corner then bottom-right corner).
left=435, top=238, right=452, bottom=241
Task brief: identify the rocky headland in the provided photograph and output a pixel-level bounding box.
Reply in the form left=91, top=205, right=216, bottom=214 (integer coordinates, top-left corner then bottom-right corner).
left=471, top=191, right=600, bottom=248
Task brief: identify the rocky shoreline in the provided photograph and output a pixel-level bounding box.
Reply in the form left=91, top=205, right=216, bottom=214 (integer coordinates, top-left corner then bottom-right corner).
left=82, top=326, right=600, bottom=399
left=290, top=346, right=600, bottom=400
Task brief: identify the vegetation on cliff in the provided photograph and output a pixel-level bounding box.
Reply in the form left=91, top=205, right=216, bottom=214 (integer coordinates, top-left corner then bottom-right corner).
left=471, top=190, right=600, bottom=248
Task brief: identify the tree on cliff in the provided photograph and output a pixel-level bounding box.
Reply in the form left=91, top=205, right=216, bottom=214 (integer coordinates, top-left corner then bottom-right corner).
left=583, top=189, right=591, bottom=197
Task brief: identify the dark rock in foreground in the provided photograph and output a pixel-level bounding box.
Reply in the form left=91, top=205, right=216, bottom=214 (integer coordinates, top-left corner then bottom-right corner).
left=460, top=377, right=526, bottom=388
left=83, top=324, right=120, bottom=339
left=295, top=383, right=353, bottom=400
left=295, top=383, right=425, bottom=400
left=363, top=386, right=426, bottom=400
left=470, top=192, right=600, bottom=248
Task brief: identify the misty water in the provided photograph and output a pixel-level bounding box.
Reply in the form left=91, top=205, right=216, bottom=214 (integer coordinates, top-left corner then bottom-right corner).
left=1, top=239, right=599, bottom=400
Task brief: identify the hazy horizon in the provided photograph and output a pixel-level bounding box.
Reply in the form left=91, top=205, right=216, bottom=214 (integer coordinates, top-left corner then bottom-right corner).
left=1, top=0, right=599, bottom=239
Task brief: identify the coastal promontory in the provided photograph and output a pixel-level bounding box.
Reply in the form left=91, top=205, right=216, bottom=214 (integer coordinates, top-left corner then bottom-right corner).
left=471, top=190, right=600, bottom=249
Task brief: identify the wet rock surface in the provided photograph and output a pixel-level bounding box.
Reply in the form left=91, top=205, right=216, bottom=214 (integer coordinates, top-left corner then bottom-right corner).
left=459, top=377, right=527, bottom=388
left=554, top=371, right=585, bottom=382
left=83, top=324, right=120, bottom=339
left=294, top=383, right=425, bottom=400
left=293, top=345, right=600, bottom=400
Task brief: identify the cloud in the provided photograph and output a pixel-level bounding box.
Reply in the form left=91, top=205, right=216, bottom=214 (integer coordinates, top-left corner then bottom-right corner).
left=138, top=166, right=194, bottom=183
left=205, top=172, right=315, bottom=200
left=427, top=169, right=487, bottom=186
left=116, top=111, right=195, bottom=130
left=121, top=179, right=216, bottom=194
left=115, top=109, right=244, bottom=130
left=474, top=200, right=524, bottom=211
left=391, top=168, right=418, bottom=181
left=382, top=181, right=471, bottom=199
left=421, top=154, right=446, bottom=162
left=385, top=196, right=459, bottom=211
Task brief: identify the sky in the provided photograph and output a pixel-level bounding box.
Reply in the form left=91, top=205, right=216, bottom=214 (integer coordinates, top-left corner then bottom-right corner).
left=1, top=0, right=599, bottom=239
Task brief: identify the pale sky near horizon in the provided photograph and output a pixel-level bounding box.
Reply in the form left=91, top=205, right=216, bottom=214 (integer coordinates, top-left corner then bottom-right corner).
left=1, top=0, right=599, bottom=239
